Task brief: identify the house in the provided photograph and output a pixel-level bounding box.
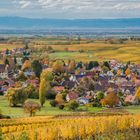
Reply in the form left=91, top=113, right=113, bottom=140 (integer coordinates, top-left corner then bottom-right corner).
left=0, top=85, right=9, bottom=94
left=0, top=64, right=5, bottom=73
left=61, top=80, right=77, bottom=89
left=125, top=95, right=138, bottom=104
left=94, top=83, right=104, bottom=91
left=66, top=92, right=78, bottom=101
left=4, top=79, right=15, bottom=87
left=134, top=79, right=140, bottom=87
left=26, top=79, right=39, bottom=87
left=107, top=71, right=114, bottom=77
left=0, top=64, right=8, bottom=79
left=24, top=70, right=35, bottom=77
left=77, top=97, right=89, bottom=105
left=53, top=86, right=65, bottom=93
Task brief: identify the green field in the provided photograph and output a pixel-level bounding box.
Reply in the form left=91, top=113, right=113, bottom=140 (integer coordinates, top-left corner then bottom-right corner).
left=1, top=96, right=140, bottom=118
left=0, top=96, right=103, bottom=118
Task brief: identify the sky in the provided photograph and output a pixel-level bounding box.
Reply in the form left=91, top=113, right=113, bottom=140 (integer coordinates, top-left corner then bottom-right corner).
left=0, top=0, right=140, bottom=19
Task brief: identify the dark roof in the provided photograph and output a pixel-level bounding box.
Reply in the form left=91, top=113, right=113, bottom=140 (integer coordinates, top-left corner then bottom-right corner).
left=76, top=74, right=86, bottom=79
left=94, top=83, right=104, bottom=91
left=0, top=64, right=5, bottom=73
left=62, top=81, right=75, bottom=89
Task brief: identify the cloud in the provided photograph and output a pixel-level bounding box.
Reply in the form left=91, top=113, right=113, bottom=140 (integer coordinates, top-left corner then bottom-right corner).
left=12, top=0, right=140, bottom=11
left=36, top=0, right=140, bottom=11
left=14, top=0, right=31, bottom=9
left=2, top=0, right=140, bottom=18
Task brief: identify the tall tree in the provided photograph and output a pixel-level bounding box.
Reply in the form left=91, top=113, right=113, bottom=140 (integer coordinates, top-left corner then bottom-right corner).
left=136, top=87, right=140, bottom=101
left=32, top=60, right=42, bottom=77
left=4, top=58, right=9, bottom=65
left=39, top=69, right=53, bottom=107
left=22, top=60, right=31, bottom=70
left=67, top=60, right=76, bottom=72
left=39, top=78, right=47, bottom=107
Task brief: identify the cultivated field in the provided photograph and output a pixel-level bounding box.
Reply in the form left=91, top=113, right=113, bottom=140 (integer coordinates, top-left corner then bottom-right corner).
left=31, top=38, right=140, bottom=63
left=0, top=44, right=22, bottom=51
left=1, top=115, right=140, bottom=140
left=1, top=38, right=140, bottom=63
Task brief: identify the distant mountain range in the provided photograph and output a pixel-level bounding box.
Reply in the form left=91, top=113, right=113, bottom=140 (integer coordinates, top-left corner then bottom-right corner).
left=0, top=17, right=140, bottom=29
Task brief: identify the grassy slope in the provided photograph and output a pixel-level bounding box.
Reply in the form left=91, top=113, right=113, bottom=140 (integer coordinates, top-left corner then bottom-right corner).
left=0, top=96, right=102, bottom=118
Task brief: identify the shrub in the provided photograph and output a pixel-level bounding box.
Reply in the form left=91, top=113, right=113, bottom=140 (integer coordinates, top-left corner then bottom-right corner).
left=18, top=131, right=30, bottom=140
left=16, top=72, right=27, bottom=81
left=96, top=91, right=105, bottom=101
left=92, top=100, right=101, bottom=107
left=59, top=105, right=65, bottom=110
left=50, top=100, right=58, bottom=107
left=55, top=94, right=65, bottom=105
left=5, top=88, right=28, bottom=107
left=24, top=84, right=39, bottom=99
left=24, top=101, right=41, bottom=117
left=46, top=90, right=56, bottom=99
left=67, top=100, right=79, bottom=111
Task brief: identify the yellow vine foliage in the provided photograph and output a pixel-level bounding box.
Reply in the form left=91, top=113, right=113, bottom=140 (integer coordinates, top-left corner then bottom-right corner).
left=0, top=115, right=140, bottom=140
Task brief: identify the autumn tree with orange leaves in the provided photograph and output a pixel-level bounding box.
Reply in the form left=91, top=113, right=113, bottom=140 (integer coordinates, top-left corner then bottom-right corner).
left=101, top=92, right=119, bottom=108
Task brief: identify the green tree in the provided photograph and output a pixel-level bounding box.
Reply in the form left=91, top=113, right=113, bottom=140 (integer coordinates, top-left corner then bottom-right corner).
left=97, top=91, right=105, bottom=101
left=87, top=61, right=99, bottom=70
left=31, top=60, right=43, bottom=77
left=14, top=56, right=17, bottom=64
left=4, top=58, right=9, bottom=65
left=16, top=72, right=27, bottom=81
left=103, top=61, right=110, bottom=69
left=5, top=88, right=28, bottom=107
left=24, top=84, right=39, bottom=99
left=5, top=49, right=9, bottom=55
left=67, top=100, right=79, bottom=111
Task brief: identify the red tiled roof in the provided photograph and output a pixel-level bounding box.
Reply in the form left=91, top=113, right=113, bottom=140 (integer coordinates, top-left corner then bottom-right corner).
left=68, top=92, right=78, bottom=100
left=125, top=95, right=136, bottom=103
left=85, top=95, right=93, bottom=99
left=53, top=86, right=65, bottom=92
left=135, top=79, right=140, bottom=86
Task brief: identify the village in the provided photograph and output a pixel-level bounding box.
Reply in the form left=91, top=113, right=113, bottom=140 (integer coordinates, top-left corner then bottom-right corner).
left=0, top=42, right=140, bottom=112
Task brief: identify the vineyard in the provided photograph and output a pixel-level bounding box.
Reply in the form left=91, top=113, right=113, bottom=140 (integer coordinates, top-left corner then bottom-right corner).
left=1, top=115, right=140, bottom=140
